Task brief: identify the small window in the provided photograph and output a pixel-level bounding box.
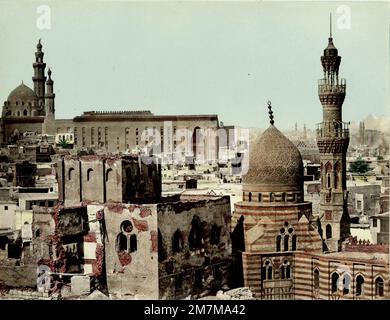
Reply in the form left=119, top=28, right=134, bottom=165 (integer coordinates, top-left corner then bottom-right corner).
left=87, top=168, right=94, bottom=181
left=172, top=229, right=183, bottom=253
left=314, top=269, right=320, bottom=290
left=284, top=235, right=289, bottom=251
left=4, top=206, right=8, bottom=210
left=356, top=275, right=364, bottom=296
left=375, top=277, right=384, bottom=297
left=373, top=218, right=377, bottom=228
left=326, top=224, right=332, bottom=239
left=68, top=168, right=75, bottom=181
left=292, top=234, right=297, bottom=251
left=331, top=272, right=339, bottom=293
left=276, top=235, right=281, bottom=252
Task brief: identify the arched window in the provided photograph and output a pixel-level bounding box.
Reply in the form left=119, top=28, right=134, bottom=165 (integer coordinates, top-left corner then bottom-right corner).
left=331, top=272, right=339, bottom=293
left=356, top=275, right=364, bottom=296
left=276, top=235, right=281, bottom=252
left=248, top=192, right=252, bottom=202
left=292, top=234, right=297, bottom=251
left=327, top=174, right=331, bottom=189
left=172, top=229, right=183, bottom=253
left=314, top=269, right=320, bottom=290
left=270, top=192, right=274, bottom=202
left=334, top=162, right=341, bottom=189
left=326, top=224, right=332, bottom=239
left=342, top=273, right=351, bottom=295
left=23, top=109, right=28, bottom=116
left=258, top=193, right=262, bottom=202
left=188, top=215, right=203, bottom=251
left=17, top=110, right=20, bottom=116
left=284, top=234, right=289, bottom=251
left=68, top=167, right=75, bottom=180
left=280, top=259, right=291, bottom=279
left=375, top=277, right=384, bottom=297
left=281, top=192, right=286, bottom=202
left=261, top=260, right=273, bottom=280
left=106, top=168, right=112, bottom=182
left=87, top=168, right=94, bottom=181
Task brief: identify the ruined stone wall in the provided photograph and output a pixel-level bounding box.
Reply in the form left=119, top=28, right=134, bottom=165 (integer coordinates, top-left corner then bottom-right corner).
left=58, top=155, right=161, bottom=206
left=157, top=196, right=232, bottom=299
left=103, top=203, right=159, bottom=299
left=80, top=158, right=105, bottom=203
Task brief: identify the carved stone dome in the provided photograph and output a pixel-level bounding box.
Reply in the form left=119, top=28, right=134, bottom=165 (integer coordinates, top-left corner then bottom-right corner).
left=7, top=83, right=38, bottom=104
left=243, top=125, right=303, bottom=193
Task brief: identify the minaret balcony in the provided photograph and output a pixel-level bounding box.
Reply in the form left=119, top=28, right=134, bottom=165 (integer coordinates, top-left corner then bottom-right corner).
left=318, top=78, right=346, bottom=94
left=316, top=121, right=349, bottom=139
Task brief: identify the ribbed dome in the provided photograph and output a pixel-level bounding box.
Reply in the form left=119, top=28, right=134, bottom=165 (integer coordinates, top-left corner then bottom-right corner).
left=243, top=125, right=303, bottom=192
left=7, top=83, right=38, bottom=103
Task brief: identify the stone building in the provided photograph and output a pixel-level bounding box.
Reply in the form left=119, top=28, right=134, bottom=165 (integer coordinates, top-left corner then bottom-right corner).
left=0, top=41, right=240, bottom=164
left=316, top=29, right=350, bottom=252
left=231, top=26, right=389, bottom=300
left=28, top=154, right=232, bottom=299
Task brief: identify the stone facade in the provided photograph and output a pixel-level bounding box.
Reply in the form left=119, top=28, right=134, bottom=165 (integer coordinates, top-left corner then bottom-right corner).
left=57, top=155, right=161, bottom=206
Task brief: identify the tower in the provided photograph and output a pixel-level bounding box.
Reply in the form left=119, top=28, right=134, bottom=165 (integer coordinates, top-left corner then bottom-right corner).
left=316, top=15, right=350, bottom=252
left=42, top=68, right=55, bottom=135
left=45, top=68, right=55, bottom=116
left=32, top=39, right=47, bottom=107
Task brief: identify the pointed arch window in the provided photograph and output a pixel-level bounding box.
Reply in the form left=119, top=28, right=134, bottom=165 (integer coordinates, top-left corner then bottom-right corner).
left=276, top=235, right=281, bottom=252
left=280, top=259, right=291, bottom=279
left=356, top=275, right=364, bottom=297
left=375, top=276, right=384, bottom=297
left=292, top=234, right=297, bottom=251
left=331, top=272, right=339, bottom=293
left=342, top=273, right=351, bottom=295
left=284, top=234, right=289, bottom=251
left=314, top=269, right=320, bottom=291
left=261, top=260, right=273, bottom=280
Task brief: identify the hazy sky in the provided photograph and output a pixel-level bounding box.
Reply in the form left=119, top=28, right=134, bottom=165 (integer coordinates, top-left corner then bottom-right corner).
left=0, top=0, right=388, bottom=130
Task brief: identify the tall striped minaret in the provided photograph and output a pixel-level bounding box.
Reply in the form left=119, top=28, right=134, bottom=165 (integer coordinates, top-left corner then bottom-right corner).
left=316, top=15, right=350, bottom=252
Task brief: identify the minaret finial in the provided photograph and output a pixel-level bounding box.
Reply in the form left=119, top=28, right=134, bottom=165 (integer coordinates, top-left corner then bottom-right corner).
left=329, top=12, right=332, bottom=38
left=267, top=100, right=274, bottom=125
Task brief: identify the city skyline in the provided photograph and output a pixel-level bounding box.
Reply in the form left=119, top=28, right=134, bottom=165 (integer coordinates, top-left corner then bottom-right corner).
left=0, top=1, right=388, bottom=130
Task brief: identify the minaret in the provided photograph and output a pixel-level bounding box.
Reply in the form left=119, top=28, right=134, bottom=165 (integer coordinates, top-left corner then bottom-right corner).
left=42, top=68, right=55, bottom=135
left=32, top=39, right=47, bottom=108
left=316, top=15, right=350, bottom=252
left=45, top=68, right=55, bottom=115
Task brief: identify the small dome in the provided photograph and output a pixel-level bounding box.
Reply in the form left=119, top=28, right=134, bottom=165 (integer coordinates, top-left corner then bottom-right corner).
left=243, top=125, right=303, bottom=193
left=7, top=83, right=38, bottom=103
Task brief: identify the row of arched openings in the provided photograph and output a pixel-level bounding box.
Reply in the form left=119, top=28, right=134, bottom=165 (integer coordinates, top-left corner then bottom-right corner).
left=325, top=271, right=385, bottom=297
left=261, top=259, right=292, bottom=281
left=67, top=167, right=113, bottom=182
